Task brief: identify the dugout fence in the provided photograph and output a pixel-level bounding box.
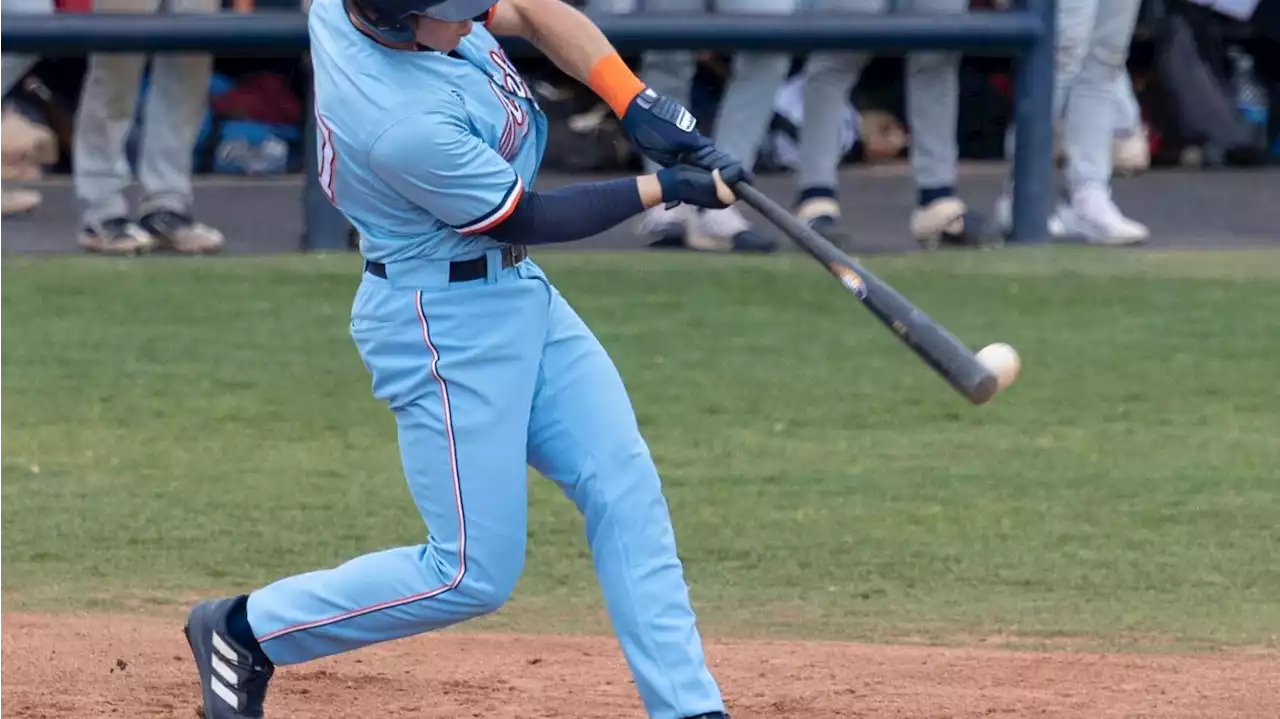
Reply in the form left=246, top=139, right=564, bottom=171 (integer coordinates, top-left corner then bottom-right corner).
left=1, top=1, right=1057, bottom=249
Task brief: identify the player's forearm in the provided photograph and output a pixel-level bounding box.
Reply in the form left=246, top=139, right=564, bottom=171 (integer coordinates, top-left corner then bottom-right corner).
left=484, top=177, right=660, bottom=245
left=501, top=0, right=644, bottom=117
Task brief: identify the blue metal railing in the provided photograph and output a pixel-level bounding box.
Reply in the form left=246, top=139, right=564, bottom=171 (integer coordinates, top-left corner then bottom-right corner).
left=1, top=4, right=1056, bottom=249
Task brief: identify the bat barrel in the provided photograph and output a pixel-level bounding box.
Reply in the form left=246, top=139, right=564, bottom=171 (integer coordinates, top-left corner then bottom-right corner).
left=734, top=182, right=1000, bottom=406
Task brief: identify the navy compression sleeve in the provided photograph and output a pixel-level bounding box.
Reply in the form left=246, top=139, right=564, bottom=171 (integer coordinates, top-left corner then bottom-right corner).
left=482, top=178, right=644, bottom=245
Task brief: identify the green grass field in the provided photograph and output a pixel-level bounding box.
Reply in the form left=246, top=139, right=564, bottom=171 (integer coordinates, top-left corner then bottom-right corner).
left=4, top=248, right=1278, bottom=650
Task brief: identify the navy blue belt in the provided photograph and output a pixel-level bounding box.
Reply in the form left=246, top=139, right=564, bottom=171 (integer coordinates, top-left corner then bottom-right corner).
left=365, top=245, right=528, bottom=283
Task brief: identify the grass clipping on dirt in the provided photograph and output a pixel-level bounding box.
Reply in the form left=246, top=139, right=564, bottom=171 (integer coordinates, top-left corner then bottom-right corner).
left=3, top=248, right=1278, bottom=650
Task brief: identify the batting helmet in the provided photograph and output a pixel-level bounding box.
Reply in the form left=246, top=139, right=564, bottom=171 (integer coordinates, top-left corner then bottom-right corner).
left=348, top=0, right=497, bottom=44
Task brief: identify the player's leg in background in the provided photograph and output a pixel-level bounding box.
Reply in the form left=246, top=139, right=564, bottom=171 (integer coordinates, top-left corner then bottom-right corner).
left=72, top=0, right=161, bottom=254
left=525, top=269, right=724, bottom=719
left=684, top=0, right=797, bottom=254
left=132, top=0, right=225, bottom=253
left=1057, top=0, right=1149, bottom=244
left=243, top=258, right=551, bottom=666
left=793, top=0, right=888, bottom=249
left=994, top=0, right=1093, bottom=237
left=1110, top=66, right=1151, bottom=176
left=1, top=0, right=55, bottom=216
left=903, top=0, right=995, bottom=249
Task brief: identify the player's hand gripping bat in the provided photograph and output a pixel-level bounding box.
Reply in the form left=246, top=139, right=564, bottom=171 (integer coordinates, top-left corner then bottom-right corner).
left=726, top=180, right=1001, bottom=405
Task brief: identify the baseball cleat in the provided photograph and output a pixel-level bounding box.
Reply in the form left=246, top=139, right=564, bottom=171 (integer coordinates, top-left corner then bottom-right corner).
left=728, top=227, right=777, bottom=253
left=78, top=218, right=157, bottom=255
left=139, top=210, right=226, bottom=254
left=184, top=597, right=275, bottom=719
left=795, top=196, right=853, bottom=250
left=910, top=196, right=1001, bottom=250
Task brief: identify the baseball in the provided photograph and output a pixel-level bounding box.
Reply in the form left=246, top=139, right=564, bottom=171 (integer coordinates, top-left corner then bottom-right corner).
left=976, top=342, right=1021, bottom=391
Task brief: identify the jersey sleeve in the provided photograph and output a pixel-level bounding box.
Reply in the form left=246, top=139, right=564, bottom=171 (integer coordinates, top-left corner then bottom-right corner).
left=368, top=107, right=524, bottom=235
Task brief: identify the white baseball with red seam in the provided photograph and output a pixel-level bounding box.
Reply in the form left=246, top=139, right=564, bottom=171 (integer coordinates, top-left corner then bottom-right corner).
left=976, top=342, right=1020, bottom=391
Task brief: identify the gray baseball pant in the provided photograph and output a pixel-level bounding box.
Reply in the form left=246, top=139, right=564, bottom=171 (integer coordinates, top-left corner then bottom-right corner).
left=73, top=0, right=219, bottom=226
left=797, top=0, right=969, bottom=196
left=588, top=0, right=799, bottom=174
left=1114, top=70, right=1141, bottom=134
left=1007, top=0, right=1144, bottom=193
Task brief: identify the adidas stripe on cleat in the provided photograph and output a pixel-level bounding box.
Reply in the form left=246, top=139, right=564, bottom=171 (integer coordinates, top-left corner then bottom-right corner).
left=184, top=597, right=275, bottom=719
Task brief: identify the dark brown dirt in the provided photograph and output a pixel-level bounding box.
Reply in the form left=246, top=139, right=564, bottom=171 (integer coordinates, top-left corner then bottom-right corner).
left=3, top=613, right=1277, bottom=718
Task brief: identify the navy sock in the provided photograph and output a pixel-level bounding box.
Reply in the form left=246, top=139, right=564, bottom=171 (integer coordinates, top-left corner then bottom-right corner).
left=226, top=595, right=270, bottom=665
left=796, top=186, right=838, bottom=206
left=918, top=186, right=955, bottom=207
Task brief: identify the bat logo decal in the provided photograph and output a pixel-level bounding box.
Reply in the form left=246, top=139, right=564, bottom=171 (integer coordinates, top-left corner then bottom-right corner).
left=829, top=262, right=868, bottom=300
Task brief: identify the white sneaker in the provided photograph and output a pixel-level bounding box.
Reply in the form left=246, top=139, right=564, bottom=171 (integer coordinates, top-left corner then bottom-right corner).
left=1112, top=126, right=1151, bottom=176
left=1058, top=186, right=1149, bottom=245
left=994, top=192, right=1066, bottom=239
left=636, top=204, right=692, bottom=247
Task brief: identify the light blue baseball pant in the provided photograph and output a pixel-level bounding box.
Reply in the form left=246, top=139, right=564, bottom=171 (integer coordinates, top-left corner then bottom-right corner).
left=246, top=250, right=722, bottom=719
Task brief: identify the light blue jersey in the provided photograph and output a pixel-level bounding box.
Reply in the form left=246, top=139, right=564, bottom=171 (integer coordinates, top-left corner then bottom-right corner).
left=308, top=0, right=548, bottom=262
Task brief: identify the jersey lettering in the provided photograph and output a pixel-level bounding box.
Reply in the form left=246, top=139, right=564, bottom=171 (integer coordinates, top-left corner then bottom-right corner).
left=488, top=49, right=531, bottom=100
left=489, top=82, right=528, bottom=161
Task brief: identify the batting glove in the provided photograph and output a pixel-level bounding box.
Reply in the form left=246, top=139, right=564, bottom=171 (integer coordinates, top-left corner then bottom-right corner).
left=621, top=88, right=753, bottom=183
left=656, top=163, right=744, bottom=210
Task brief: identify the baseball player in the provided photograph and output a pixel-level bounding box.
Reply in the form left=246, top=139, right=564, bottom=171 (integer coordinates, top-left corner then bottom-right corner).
left=73, top=0, right=226, bottom=255
left=182, top=1, right=746, bottom=718
left=996, top=0, right=1149, bottom=244
left=788, top=0, right=989, bottom=251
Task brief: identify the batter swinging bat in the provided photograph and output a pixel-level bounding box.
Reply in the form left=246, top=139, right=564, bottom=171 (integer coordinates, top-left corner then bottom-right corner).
left=731, top=181, right=1000, bottom=405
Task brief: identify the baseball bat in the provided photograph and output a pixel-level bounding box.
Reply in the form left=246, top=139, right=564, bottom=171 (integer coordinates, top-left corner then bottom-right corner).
left=732, top=182, right=1000, bottom=405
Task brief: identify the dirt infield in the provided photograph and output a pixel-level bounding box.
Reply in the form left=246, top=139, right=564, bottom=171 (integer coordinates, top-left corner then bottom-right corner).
left=3, top=613, right=1276, bottom=718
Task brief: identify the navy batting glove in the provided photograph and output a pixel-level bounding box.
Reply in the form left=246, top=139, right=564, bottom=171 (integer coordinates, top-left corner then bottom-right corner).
left=684, top=144, right=755, bottom=184
left=621, top=88, right=714, bottom=168
left=656, top=163, right=746, bottom=210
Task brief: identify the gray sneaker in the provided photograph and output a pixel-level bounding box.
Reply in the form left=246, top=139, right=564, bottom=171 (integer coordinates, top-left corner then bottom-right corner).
left=184, top=597, right=274, bottom=718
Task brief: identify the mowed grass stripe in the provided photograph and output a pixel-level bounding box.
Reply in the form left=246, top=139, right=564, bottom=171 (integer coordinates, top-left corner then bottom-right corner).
left=3, top=248, right=1277, bottom=647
